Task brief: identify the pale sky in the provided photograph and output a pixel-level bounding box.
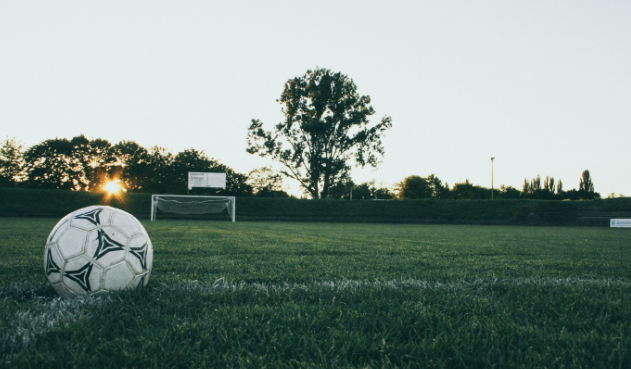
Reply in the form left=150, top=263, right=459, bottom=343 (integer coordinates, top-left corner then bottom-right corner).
left=1, top=1, right=629, bottom=197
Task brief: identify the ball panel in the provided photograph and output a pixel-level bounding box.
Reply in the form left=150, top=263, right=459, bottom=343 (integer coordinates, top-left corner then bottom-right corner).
left=126, top=235, right=150, bottom=274
left=56, top=226, right=89, bottom=259
left=146, top=245, right=154, bottom=273
left=62, top=256, right=94, bottom=295
left=69, top=206, right=113, bottom=231
left=88, top=263, right=104, bottom=292
left=102, top=262, right=136, bottom=291
left=85, top=227, right=128, bottom=268
left=110, top=211, right=143, bottom=237
left=127, top=274, right=145, bottom=289
left=47, top=214, right=72, bottom=243
left=138, top=221, right=151, bottom=240
left=44, top=245, right=64, bottom=285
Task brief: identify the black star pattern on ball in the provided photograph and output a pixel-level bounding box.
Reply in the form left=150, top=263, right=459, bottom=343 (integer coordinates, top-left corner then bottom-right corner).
left=74, top=208, right=103, bottom=226
left=93, top=229, right=125, bottom=260
left=64, top=262, right=93, bottom=292
left=129, top=242, right=148, bottom=271
left=45, top=248, right=61, bottom=276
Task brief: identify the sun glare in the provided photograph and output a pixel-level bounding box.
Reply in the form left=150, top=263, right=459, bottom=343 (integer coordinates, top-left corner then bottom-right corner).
left=103, top=180, right=125, bottom=195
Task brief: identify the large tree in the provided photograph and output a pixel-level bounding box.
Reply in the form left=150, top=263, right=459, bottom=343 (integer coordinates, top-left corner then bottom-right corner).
left=579, top=169, right=594, bottom=193
left=248, top=167, right=288, bottom=197
left=120, top=146, right=176, bottom=193
left=23, top=137, right=82, bottom=190
left=70, top=135, right=117, bottom=191
left=396, top=175, right=432, bottom=199
left=247, top=68, right=392, bottom=199
left=22, top=135, right=119, bottom=191
left=426, top=174, right=450, bottom=199
left=0, top=138, right=25, bottom=186
left=112, top=140, right=148, bottom=191
left=578, top=169, right=599, bottom=199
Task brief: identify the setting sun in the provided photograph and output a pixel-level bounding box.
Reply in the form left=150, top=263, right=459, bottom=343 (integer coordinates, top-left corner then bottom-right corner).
left=103, top=180, right=125, bottom=195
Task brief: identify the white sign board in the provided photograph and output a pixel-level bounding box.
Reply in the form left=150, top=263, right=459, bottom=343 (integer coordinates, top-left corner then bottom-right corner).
left=610, top=219, right=631, bottom=228
left=188, top=172, right=226, bottom=190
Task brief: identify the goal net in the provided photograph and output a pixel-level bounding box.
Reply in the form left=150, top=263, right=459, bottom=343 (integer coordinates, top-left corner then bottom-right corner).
left=151, top=195, right=235, bottom=222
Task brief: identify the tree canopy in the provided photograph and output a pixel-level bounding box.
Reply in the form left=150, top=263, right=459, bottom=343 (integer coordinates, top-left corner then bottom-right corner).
left=396, top=176, right=432, bottom=199
left=396, top=174, right=449, bottom=199
left=248, top=167, right=289, bottom=197
left=1, top=133, right=606, bottom=201
left=6, top=135, right=253, bottom=195
left=247, top=68, right=392, bottom=199
left=579, top=170, right=594, bottom=193
left=0, top=138, right=24, bottom=186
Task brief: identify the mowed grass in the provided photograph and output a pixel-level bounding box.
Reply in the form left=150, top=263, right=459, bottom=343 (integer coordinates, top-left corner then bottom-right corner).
left=1, top=218, right=631, bottom=368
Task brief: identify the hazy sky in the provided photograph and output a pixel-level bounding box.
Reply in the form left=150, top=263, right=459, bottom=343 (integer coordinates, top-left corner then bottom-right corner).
left=1, top=1, right=629, bottom=197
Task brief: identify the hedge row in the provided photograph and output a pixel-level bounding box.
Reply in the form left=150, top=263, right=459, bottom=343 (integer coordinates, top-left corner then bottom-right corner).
left=1, top=187, right=630, bottom=226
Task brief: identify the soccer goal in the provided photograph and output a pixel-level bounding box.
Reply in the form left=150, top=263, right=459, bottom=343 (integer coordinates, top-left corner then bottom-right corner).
left=151, top=195, right=235, bottom=222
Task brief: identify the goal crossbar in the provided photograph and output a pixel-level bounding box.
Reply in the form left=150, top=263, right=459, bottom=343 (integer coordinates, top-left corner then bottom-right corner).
left=151, top=194, right=235, bottom=222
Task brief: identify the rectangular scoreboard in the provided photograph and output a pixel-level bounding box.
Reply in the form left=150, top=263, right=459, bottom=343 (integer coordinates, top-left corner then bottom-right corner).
left=188, top=172, right=226, bottom=190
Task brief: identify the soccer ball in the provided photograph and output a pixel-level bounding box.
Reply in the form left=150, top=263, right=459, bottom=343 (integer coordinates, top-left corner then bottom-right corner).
left=44, top=206, right=153, bottom=298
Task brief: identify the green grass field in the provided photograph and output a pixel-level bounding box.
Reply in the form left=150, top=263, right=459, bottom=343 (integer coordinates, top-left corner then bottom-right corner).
left=1, top=218, right=630, bottom=368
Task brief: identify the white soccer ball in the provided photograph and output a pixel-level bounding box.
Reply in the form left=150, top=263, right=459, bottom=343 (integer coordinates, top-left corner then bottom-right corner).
left=44, top=205, right=153, bottom=298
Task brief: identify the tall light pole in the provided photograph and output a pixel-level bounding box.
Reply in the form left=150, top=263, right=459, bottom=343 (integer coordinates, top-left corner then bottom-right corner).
left=491, top=157, right=495, bottom=200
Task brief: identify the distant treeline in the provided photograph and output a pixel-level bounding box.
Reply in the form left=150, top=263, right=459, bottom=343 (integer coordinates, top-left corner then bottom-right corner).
left=317, top=172, right=603, bottom=201
left=0, top=136, right=607, bottom=200
left=387, top=172, right=602, bottom=201
left=0, top=136, right=257, bottom=196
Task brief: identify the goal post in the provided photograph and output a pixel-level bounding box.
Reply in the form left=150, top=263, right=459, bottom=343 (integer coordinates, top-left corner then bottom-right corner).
left=151, top=195, right=235, bottom=222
